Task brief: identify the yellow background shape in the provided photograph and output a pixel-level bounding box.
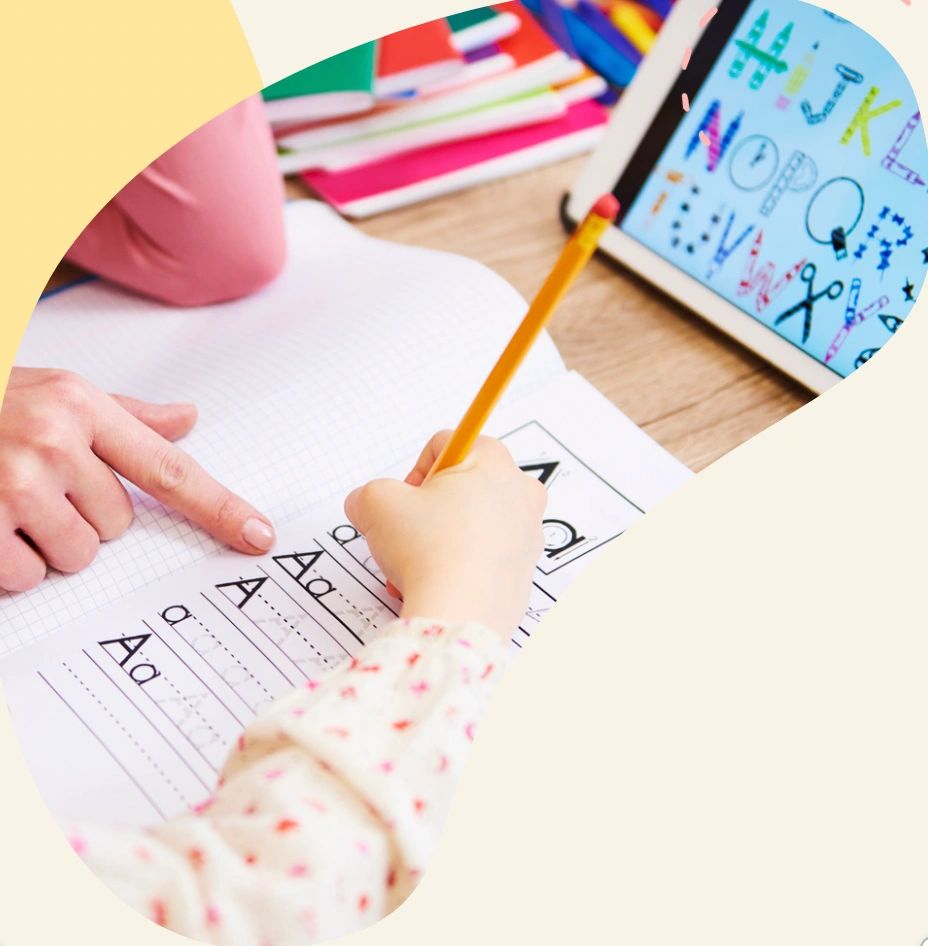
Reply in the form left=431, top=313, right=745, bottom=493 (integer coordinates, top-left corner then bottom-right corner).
left=0, top=0, right=261, bottom=372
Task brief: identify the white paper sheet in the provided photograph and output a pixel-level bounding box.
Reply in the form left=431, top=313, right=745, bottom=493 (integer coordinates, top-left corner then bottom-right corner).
left=0, top=372, right=690, bottom=827
left=2, top=201, right=564, bottom=654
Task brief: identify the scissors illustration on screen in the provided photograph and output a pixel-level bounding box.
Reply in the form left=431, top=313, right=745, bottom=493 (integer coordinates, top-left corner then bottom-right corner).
left=774, top=263, right=844, bottom=344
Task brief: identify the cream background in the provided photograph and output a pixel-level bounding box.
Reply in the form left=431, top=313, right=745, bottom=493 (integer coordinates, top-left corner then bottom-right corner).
left=229, top=0, right=496, bottom=88
left=1, top=0, right=925, bottom=943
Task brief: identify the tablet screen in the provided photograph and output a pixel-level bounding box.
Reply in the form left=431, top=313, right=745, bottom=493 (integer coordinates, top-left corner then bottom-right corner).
left=616, top=0, right=927, bottom=378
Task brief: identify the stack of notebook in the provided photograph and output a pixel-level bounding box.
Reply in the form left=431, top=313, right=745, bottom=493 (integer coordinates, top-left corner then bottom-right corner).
left=264, top=2, right=667, bottom=217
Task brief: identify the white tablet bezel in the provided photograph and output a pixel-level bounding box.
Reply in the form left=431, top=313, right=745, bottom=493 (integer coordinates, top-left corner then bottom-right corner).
left=566, top=0, right=840, bottom=394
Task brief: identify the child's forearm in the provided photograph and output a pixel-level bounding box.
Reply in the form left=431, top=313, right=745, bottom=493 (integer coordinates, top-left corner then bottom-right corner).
left=68, top=617, right=509, bottom=946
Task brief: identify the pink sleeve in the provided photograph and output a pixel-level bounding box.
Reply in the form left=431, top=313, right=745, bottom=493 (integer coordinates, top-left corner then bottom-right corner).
left=66, top=94, right=286, bottom=307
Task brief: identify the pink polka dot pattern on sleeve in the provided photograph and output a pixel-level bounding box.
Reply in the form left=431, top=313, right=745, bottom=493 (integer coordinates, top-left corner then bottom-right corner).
left=69, top=617, right=511, bottom=946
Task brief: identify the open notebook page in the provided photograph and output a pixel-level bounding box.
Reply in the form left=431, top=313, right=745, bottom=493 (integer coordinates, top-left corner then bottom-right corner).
left=1, top=201, right=564, bottom=656
left=0, top=371, right=691, bottom=827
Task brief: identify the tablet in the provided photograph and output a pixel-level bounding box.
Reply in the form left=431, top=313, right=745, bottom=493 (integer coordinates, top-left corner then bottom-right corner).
left=566, top=0, right=927, bottom=392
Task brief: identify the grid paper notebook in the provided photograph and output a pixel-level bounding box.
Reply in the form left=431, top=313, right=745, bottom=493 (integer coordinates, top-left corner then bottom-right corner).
left=1, top=201, right=564, bottom=655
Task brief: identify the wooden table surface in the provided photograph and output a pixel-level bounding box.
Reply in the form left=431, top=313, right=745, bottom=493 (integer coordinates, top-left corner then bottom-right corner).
left=290, top=159, right=809, bottom=472
left=43, top=157, right=809, bottom=473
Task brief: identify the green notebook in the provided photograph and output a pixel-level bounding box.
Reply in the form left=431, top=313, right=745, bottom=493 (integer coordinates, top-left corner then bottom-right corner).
left=447, top=5, right=520, bottom=52
left=262, top=42, right=377, bottom=124
left=447, top=7, right=499, bottom=31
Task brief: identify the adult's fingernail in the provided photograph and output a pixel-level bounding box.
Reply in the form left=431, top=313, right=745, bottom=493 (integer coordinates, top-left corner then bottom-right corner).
left=242, top=517, right=275, bottom=552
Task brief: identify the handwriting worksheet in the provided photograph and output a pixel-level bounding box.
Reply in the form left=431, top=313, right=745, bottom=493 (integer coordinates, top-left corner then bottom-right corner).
left=0, top=202, right=690, bottom=828
left=1, top=372, right=688, bottom=826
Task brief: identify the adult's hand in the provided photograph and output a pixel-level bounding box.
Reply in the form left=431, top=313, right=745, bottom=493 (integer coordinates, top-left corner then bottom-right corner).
left=0, top=367, right=275, bottom=592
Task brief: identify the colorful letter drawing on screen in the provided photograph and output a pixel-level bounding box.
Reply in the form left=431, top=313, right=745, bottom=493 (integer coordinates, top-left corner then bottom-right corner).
left=620, top=0, right=928, bottom=379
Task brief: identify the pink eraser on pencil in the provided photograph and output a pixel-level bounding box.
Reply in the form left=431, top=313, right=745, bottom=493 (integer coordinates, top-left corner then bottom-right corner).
left=592, top=193, right=620, bottom=221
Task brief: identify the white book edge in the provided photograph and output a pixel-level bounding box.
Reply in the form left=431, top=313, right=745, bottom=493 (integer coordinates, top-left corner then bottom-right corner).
left=374, top=58, right=465, bottom=98
left=448, top=10, right=521, bottom=53
left=421, top=51, right=515, bottom=96
left=334, top=123, right=606, bottom=218
left=278, top=89, right=566, bottom=175
left=278, top=52, right=576, bottom=152
left=265, top=91, right=375, bottom=125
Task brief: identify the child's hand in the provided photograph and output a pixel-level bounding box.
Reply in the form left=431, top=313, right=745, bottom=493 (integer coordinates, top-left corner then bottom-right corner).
left=0, top=367, right=276, bottom=592
left=344, top=431, right=547, bottom=636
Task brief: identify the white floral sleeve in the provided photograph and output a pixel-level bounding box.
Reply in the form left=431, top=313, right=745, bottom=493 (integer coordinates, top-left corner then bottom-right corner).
left=69, top=618, right=510, bottom=946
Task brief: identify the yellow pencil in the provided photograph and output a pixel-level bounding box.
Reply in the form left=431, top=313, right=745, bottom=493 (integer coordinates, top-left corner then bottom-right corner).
left=428, top=193, right=620, bottom=478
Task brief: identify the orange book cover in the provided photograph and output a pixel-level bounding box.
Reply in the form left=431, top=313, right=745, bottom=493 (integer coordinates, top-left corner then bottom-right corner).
left=494, top=1, right=563, bottom=67
left=376, top=19, right=463, bottom=93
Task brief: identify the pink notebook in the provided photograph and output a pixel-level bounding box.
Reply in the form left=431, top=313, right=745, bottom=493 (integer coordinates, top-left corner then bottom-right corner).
left=303, top=99, right=607, bottom=217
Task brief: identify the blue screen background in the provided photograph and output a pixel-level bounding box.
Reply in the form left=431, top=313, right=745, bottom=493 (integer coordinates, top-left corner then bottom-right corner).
left=620, top=0, right=928, bottom=378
